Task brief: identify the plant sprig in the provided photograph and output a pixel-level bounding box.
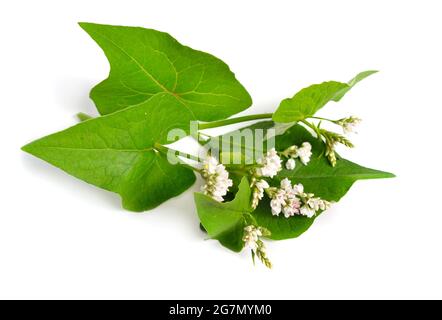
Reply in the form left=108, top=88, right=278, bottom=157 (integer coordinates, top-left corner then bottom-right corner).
left=22, top=23, right=394, bottom=268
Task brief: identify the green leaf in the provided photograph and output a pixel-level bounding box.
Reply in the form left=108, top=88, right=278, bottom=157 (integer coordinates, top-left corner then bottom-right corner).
left=194, top=177, right=254, bottom=252
left=265, top=121, right=297, bottom=140
left=272, top=71, right=377, bottom=123
left=212, top=121, right=394, bottom=240
left=253, top=122, right=393, bottom=239
left=333, top=70, right=378, bottom=101
left=273, top=81, right=348, bottom=123
left=79, top=22, right=252, bottom=121
left=22, top=93, right=196, bottom=212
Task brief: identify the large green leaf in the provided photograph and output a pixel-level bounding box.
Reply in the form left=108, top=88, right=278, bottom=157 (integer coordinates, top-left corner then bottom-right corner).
left=79, top=23, right=252, bottom=120
left=22, top=93, right=196, bottom=212
left=212, top=121, right=394, bottom=240
left=256, top=122, right=393, bottom=239
left=272, top=71, right=377, bottom=123
left=194, top=178, right=254, bottom=252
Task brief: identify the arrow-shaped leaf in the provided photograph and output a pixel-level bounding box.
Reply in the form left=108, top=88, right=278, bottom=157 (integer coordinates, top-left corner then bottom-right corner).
left=22, top=93, right=196, bottom=212
left=272, top=71, right=377, bottom=123
left=80, top=23, right=252, bottom=121
left=252, top=121, right=394, bottom=239
left=210, top=121, right=393, bottom=240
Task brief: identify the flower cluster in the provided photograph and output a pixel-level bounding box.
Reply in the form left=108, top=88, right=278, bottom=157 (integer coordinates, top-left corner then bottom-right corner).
left=201, top=146, right=330, bottom=268
left=242, top=225, right=262, bottom=251
left=243, top=225, right=272, bottom=268
left=250, top=148, right=282, bottom=209
left=320, top=129, right=354, bottom=167
left=296, top=142, right=313, bottom=165
left=201, top=156, right=233, bottom=202
left=299, top=116, right=361, bottom=167
left=282, top=142, right=312, bottom=168
left=249, top=144, right=313, bottom=209
left=251, top=178, right=269, bottom=209
left=268, top=178, right=331, bottom=218
left=337, top=116, right=362, bottom=134
left=255, top=148, right=282, bottom=178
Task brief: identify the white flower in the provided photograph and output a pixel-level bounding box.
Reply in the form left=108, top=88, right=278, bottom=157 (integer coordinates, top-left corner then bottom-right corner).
left=268, top=178, right=331, bottom=219
left=256, top=148, right=282, bottom=178
left=341, top=116, right=362, bottom=134
left=251, top=179, right=269, bottom=209
left=270, top=191, right=284, bottom=216
left=280, top=178, right=292, bottom=191
left=297, top=142, right=312, bottom=165
left=255, top=180, right=269, bottom=197
left=284, top=142, right=312, bottom=165
left=300, top=205, right=316, bottom=218
left=203, top=156, right=218, bottom=174
left=281, top=180, right=301, bottom=217
left=285, top=158, right=296, bottom=170
left=243, top=225, right=272, bottom=268
left=305, top=194, right=331, bottom=213
left=269, top=179, right=300, bottom=217
left=201, top=156, right=233, bottom=202
left=307, top=198, right=321, bottom=211
left=292, top=183, right=304, bottom=195
left=319, top=199, right=331, bottom=211
left=282, top=197, right=301, bottom=218
left=242, top=225, right=262, bottom=251
left=270, top=198, right=282, bottom=216
left=270, top=183, right=287, bottom=216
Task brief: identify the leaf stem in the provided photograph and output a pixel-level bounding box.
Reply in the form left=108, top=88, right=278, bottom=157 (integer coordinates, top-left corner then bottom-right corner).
left=300, top=119, right=322, bottom=138
left=154, top=143, right=201, bottom=164
left=309, top=116, right=336, bottom=123
left=198, top=113, right=273, bottom=130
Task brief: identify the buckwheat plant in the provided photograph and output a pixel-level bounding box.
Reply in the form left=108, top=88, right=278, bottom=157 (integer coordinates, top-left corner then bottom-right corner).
left=22, top=23, right=394, bottom=268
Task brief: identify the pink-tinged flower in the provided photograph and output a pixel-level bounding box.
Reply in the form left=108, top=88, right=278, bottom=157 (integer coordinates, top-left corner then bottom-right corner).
left=268, top=178, right=331, bottom=218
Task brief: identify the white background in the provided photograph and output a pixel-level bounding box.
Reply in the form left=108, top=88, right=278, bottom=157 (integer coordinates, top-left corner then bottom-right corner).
left=1, top=0, right=441, bottom=299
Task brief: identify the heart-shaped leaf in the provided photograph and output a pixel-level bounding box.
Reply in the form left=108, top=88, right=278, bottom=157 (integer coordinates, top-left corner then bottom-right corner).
left=194, top=177, right=254, bottom=252
left=80, top=23, right=252, bottom=121
left=272, top=71, right=377, bottom=123
left=22, top=93, right=196, bottom=212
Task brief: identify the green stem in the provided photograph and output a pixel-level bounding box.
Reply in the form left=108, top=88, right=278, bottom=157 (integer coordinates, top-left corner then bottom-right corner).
left=198, top=113, right=273, bottom=130
left=154, top=143, right=201, bottom=165
left=300, top=119, right=317, bottom=132
left=309, top=116, right=336, bottom=123
left=301, top=119, right=323, bottom=140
